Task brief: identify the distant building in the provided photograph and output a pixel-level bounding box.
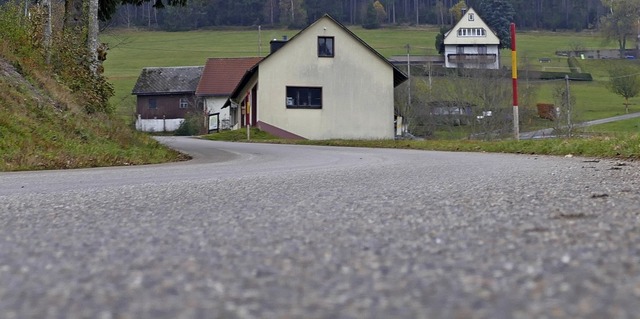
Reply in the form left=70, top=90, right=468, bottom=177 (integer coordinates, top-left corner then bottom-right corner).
left=226, top=14, right=407, bottom=140
left=443, top=8, right=500, bottom=69
left=132, top=66, right=203, bottom=132
left=196, top=57, right=262, bottom=131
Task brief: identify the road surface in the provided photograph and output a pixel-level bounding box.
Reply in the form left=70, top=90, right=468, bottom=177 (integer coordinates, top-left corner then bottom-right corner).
left=1, top=136, right=639, bottom=318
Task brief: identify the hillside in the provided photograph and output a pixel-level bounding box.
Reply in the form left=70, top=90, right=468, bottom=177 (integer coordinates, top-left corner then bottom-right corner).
left=0, top=56, right=187, bottom=171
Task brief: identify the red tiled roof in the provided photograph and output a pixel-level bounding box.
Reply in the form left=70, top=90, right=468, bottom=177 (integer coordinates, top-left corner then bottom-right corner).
left=196, top=57, right=263, bottom=96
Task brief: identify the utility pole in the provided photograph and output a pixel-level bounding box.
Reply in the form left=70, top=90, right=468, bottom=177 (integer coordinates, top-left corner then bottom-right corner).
left=406, top=44, right=411, bottom=109
left=565, top=74, right=572, bottom=137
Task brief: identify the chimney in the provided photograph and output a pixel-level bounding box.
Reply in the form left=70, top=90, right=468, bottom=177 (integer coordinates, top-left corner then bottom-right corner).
left=270, top=35, right=288, bottom=53
left=461, top=7, right=467, bottom=16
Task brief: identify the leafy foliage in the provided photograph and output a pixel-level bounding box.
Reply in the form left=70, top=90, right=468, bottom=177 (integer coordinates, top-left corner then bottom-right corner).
left=174, top=112, right=203, bottom=136
left=435, top=26, right=447, bottom=54
left=476, top=0, right=515, bottom=49
left=607, top=65, right=640, bottom=113
left=598, top=0, right=640, bottom=57
left=363, top=1, right=380, bottom=29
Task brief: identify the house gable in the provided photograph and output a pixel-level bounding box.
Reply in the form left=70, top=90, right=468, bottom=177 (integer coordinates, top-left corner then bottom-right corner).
left=229, top=14, right=405, bottom=140
left=442, top=8, right=501, bottom=69
left=443, top=8, right=500, bottom=46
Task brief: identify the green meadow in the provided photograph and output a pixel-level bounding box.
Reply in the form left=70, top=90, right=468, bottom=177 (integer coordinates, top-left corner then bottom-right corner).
left=101, top=26, right=640, bottom=133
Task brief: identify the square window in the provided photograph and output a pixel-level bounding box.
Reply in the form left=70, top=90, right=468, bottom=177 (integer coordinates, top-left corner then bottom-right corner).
left=286, top=87, right=322, bottom=109
left=179, top=98, right=189, bottom=109
left=148, top=98, right=157, bottom=109
left=318, top=37, right=334, bottom=57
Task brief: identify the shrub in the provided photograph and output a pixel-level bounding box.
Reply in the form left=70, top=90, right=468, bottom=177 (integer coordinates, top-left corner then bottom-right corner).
left=174, top=112, right=203, bottom=136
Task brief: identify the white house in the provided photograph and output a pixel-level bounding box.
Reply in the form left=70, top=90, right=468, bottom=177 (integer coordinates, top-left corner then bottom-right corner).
left=226, top=14, right=407, bottom=140
left=196, top=57, right=262, bottom=131
left=443, top=8, right=501, bottom=69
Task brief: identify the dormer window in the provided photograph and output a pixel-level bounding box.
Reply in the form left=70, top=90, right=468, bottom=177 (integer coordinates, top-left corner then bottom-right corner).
left=457, top=28, right=486, bottom=37
left=318, top=36, right=334, bottom=57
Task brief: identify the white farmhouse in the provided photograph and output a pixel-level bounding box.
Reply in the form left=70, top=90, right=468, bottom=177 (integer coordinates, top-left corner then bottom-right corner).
left=226, top=14, right=407, bottom=140
left=443, top=8, right=501, bottom=69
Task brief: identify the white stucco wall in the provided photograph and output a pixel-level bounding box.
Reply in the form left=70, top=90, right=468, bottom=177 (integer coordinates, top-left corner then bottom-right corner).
left=135, top=117, right=183, bottom=132
left=255, top=17, right=395, bottom=140
left=443, top=8, right=501, bottom=69
left=203, top=96, right=232, bottom=129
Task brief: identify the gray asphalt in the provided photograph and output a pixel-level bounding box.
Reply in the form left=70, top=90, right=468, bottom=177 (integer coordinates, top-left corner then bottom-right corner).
left=1, top=136, right=639, bottom=318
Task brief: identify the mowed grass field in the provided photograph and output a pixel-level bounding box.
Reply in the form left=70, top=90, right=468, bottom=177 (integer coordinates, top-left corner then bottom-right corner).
left=101, top=26, right=640, bottom=133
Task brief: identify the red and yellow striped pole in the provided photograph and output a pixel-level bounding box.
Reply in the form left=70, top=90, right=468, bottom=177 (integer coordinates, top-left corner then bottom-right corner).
left=511, top=23, right=519, bottom=140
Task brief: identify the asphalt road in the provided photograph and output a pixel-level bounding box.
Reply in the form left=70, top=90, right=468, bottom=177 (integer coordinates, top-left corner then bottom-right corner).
left=1, top=136, right=639, bottom=318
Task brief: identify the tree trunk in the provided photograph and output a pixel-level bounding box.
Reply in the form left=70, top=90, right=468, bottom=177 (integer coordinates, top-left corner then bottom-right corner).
left=88, top=0, right=99, bottom=75
left=64, top=0, right=84, bottom=31
left=41, top=0, right=52, bottom=64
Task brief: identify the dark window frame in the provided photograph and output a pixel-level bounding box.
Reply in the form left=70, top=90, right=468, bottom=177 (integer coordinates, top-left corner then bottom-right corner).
left=318, top=36, right=334, bottom=57
left=148, top=98, right=157, bottom=109
left=286, top=86, right=323, bottom=109
left=179, top=98, right=189, bottom=109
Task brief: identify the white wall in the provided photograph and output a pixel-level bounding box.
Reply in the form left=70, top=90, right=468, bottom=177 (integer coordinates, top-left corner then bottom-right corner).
left=203, top=96, right=232, bottom=129
left=135, top=116, right=184, bottom=132
left=444, top=45, right=500, bottom=69
left=256, top=17, right=395, bottom=140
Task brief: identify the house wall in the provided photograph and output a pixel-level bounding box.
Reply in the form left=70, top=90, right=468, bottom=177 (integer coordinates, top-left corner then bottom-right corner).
left=255, top=18, right=395, bottom=140
left=203, top=96, right=232, bottom=129
left=136, top=94, right=198, bottom=119
left=135, top=117, right=184, bottom=132
left=443, top=8, right=501, bottom=70
left=444, top=45, right=500, bottom=69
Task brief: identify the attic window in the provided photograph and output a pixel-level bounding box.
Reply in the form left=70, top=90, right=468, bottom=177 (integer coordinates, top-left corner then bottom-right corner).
left=469, top=13, right=474, bottom=21
left=318, top=37, right=334, bottom=57
left=457, top=28, right=486, bottom=37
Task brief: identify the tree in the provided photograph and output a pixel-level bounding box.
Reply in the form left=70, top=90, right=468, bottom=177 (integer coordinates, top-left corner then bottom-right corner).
left=373, top=0, right=386, bottom=24
left=434, top=25, right=447, bottom=54
left=608, top=65, right=640, bottom=113
left=476, top=0, right=515, bottom=49
left=449, top=0, right=466, bottom=22
left=363, top=1, right=379, bottom=29
left=279, top=0, right=306, bottom=28
left=599, top=0, right=640, bottom=58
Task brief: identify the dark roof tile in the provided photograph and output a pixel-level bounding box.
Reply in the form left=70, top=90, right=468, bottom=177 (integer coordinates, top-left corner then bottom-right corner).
left=132, top=66, right=203, bottom=95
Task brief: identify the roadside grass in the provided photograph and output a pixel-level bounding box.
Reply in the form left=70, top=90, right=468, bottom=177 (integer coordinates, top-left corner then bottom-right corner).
left=203, top=128, right=280, bottom=141
left=202, top=129, right=640, bottom=160
left=588, top=118, right=640, bottom=133
left=0, top=67, right=187, bottom=172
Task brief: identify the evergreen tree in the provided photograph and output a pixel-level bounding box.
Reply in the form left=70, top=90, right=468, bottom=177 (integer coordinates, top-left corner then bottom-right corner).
left=476, top=0, right=515, bottom=49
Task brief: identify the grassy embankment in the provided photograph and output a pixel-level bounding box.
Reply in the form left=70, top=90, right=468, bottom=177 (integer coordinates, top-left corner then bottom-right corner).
left=0, top=2, right=186, bottom=172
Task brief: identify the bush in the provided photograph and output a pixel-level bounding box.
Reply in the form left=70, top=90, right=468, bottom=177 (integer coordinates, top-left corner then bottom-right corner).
left=174, top=113, right=203, bottom=136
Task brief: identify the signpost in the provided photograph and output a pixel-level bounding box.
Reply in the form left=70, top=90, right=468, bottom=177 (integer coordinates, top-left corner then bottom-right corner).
left=511, top=23, right=519, bottom=140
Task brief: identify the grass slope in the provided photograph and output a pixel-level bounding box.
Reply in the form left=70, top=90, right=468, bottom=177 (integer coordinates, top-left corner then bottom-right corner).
left=0, top=57, right=187, bottom=171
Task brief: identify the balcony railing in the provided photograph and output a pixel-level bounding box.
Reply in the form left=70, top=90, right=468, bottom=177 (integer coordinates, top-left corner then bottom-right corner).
left=448, top=54, right=497, bottom=64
